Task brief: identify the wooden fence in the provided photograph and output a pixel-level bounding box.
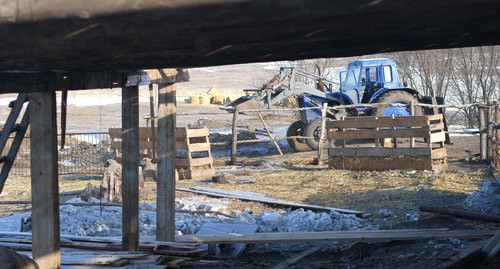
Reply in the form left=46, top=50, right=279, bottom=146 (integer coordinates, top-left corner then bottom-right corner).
left=326, top=114, right=447, bottom=171
left=492, top=105, right=500, bottom=174
left=109, top=127, right=214, bottom=179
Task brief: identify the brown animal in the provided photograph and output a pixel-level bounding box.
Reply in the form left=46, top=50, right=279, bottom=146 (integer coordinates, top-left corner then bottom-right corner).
left=0, top=246, right=38, bottom=269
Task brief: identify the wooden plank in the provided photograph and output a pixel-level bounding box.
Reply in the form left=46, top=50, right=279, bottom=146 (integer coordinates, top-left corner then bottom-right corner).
left=330, top=158, right=434, bottom=170
left=108, top=128, right=123, bottom=138
left=196, top=223, right=259, bottom=258
left=430, top=148, right=447, bottom=159
left=122, top=85, right=140, bottom=251
left=157, top=83, right=177, bottom=242
left=327, top=116, right=429, bottom=129
left=111, top=140, right=155, bottom=150
left=430, top=132, right=446, bottom=143
left=175, top=229, right=498, bottom=244
left=186, top=127, right=210, bottom=138
left=329, top=147, right=431, bottom=157
left=176, top=127, right=187, bottom=138
left=427, top=114, right=443, bottom=121
left=61, top=256, right=126, bottom=266
left=429, top=123, right=444, bottom=131
left=29, top=91, right=61, bottom=268
left=258, top=113, right=283, bottom=155
left=188, top=143, right=211, bottom=152
left=271, top=247, right=320, bottom=269
left=179, top=187, right=363, bottom=216
left=331, top=128, right=429, bottom=139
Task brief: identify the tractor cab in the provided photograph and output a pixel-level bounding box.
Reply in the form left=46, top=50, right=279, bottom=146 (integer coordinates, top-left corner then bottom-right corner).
left=339, top=59, right=402, bottom=106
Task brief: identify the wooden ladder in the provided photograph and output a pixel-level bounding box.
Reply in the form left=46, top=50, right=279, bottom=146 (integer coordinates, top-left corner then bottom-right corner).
left=0, top=93, right=30, bottom=194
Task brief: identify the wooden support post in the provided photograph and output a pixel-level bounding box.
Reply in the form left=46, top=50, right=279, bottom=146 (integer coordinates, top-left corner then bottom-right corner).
left=486, top=104, right=492, bottom=163
left=479, top=106, right=487, bottom=161
left=156, top=83, right=176, bottom=242
left=258, top=113, right=283, bottom=155
left=410, top=101, right=415, bottom=148
left=231, top=107, right=239, bottom=165
left=317, top=103, right=328, bottom=165
left=149, top=84, right=157, bottom=162
left=29, top=91, right=61, bottom=268
left=60, top=90, right=68, bottom=149
left=122, top=85, right=139, bottom=251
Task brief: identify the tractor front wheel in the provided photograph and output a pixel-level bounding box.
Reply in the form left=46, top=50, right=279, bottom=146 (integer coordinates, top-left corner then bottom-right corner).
left=304, top=118, right=323, bottom=150
left=286, top=120, right=312, bottom=152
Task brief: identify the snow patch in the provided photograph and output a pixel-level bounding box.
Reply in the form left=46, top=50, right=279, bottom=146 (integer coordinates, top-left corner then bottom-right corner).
left=465, top=178, right=500, bottom=215
left=0, top=198, right=366, bottom=237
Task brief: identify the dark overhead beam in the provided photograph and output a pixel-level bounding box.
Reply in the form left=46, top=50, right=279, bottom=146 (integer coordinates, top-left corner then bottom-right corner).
left=0, top=0, right=498, bottom=72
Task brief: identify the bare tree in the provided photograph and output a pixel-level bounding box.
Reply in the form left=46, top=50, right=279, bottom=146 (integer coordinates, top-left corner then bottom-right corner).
left=450, top=46, right=499, bottom=127
left=393, top=49, right=453, bottom=99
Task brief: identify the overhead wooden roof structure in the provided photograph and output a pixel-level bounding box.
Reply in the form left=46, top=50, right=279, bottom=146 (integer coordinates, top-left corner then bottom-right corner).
left=1, top=1, right=499, bottom=268
left=0, top=0, right=498, bottom=73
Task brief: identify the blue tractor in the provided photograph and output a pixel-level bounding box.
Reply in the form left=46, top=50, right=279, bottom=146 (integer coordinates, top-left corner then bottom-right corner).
left=222, top=58, right=443, bottom=152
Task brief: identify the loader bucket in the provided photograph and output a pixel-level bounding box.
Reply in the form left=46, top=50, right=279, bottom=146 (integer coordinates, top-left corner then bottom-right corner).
left=219, top=96, right=264, bottom=112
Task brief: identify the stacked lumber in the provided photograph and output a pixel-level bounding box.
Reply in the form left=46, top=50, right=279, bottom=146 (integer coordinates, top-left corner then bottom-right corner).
left=0, top=232, right=209, bottom=268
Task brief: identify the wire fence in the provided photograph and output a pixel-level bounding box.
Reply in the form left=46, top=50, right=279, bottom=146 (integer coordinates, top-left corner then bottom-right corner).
left=8, top=132, right=113, bottom=176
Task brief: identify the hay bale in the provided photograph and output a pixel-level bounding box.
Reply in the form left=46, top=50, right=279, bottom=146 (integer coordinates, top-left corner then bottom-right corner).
left=207, top=87, right=221, bottom=97
left=189, top=96, right=200, bottom=104
left=199, top=95, right=211, bottom=105
left=210, top=95, right=225, bottom=105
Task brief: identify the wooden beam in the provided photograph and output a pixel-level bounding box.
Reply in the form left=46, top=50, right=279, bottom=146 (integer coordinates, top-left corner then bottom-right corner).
left=121, top=85, right=140, bottom=251
left=178, top=187, right=363, bottom=216
left=175, top=229, right=498, bottom=245
left=29, top=91, right=60, bottom=268
left=0, top=1, right=498, bottom=71
left=156, top=83, right=177, bottom=242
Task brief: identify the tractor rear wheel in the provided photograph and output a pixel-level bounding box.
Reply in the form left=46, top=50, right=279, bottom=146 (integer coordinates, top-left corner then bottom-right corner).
left=304, top=118, right=323, bottom=150
left=286, top=120, right=312, bottom=152
left=374, top=91, right=421, bottom=117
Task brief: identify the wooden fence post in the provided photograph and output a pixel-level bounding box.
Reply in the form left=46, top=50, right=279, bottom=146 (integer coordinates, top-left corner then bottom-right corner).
left=149, top=84, right=157, bottom=162
left=479, top=105, right=487, bottom=162
left=410, top=101, right=415, bottom=148
left=486, top=103, right=492, bottom=163
left=231, top=107, right=239, bottom=164
left=317, top=103, right=328, bottom=165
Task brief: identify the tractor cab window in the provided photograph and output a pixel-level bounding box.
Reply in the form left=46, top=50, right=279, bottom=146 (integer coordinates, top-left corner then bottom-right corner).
left=366, top=67, right=377, bottom=82
left=340, top=66, right=360, bottom=90
left=383, top=65, right=393, bottom=83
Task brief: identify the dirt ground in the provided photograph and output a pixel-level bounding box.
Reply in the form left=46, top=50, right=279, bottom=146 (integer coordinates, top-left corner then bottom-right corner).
left=0, top=62, right=498, bottom=268
left=1, top=100, right=498, bottom=268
